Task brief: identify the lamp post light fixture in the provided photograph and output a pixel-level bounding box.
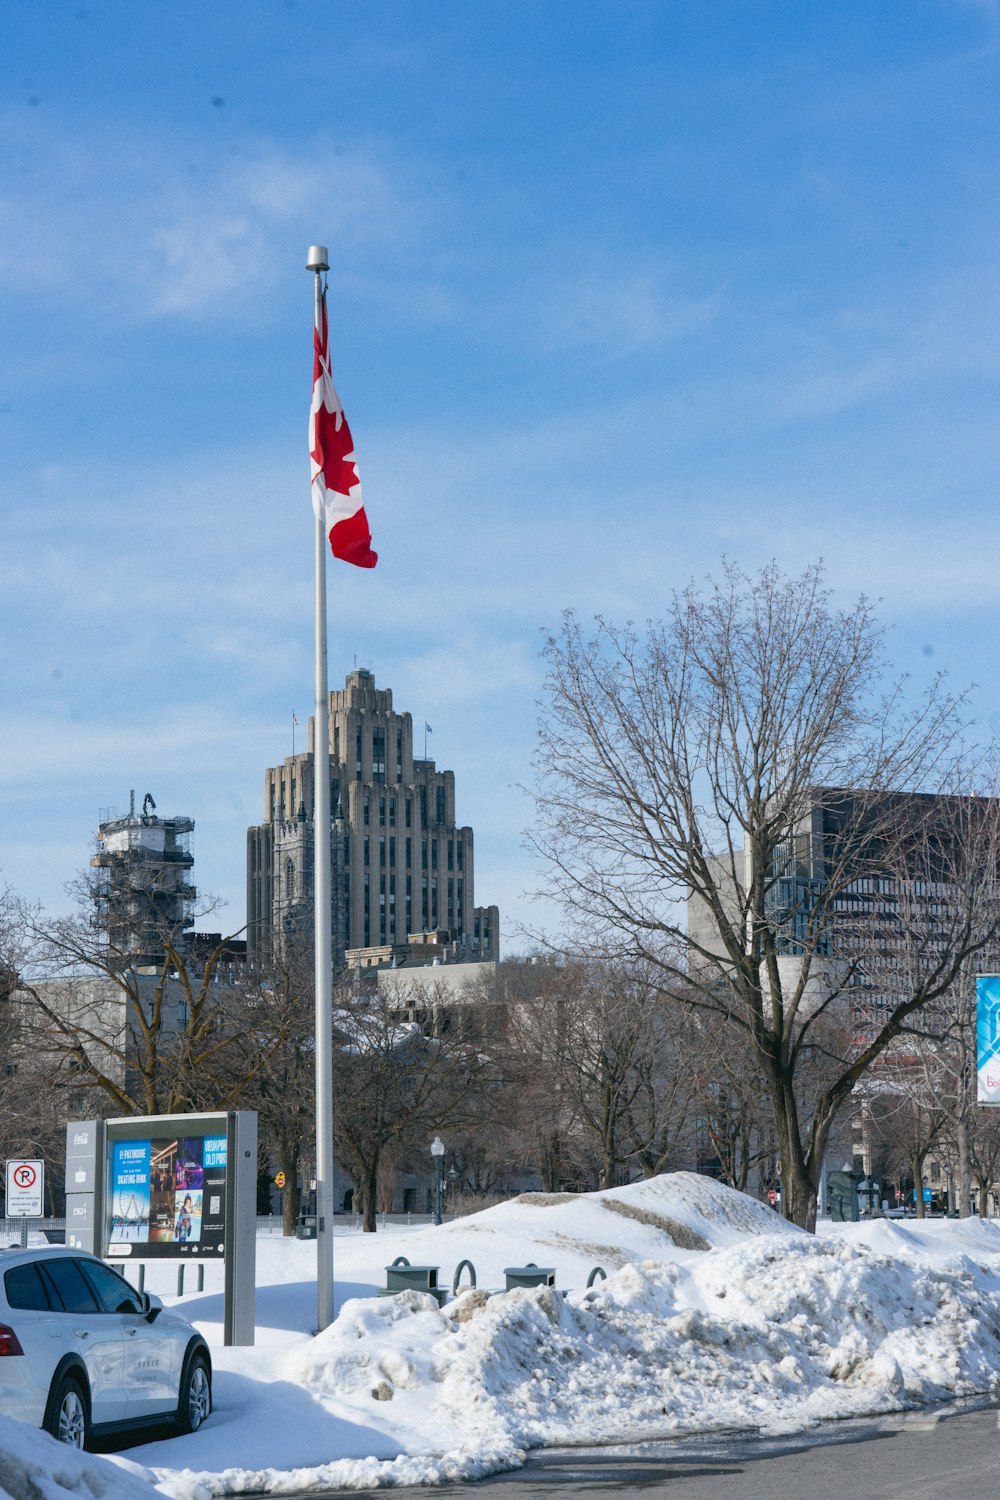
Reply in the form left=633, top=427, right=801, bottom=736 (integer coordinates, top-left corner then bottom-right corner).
left=430, top=1136, right=445, bottom=1225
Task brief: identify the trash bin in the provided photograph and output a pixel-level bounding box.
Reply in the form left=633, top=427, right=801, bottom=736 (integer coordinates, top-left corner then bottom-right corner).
left=296, top=1215, right=317, bottom=1240
left=379, top=1262, right=447, bottom=1305
left=504, top=1264, right=556, bottom=1291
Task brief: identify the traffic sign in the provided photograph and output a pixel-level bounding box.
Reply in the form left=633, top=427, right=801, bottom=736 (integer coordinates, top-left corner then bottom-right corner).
left=274, top=1171, right=286, bottom=1189
left=6, top=1159, right=44, bottom=1217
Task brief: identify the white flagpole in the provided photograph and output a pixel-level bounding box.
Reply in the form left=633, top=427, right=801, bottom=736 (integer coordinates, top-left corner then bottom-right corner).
left=307, top=243, right=335, bottom=1332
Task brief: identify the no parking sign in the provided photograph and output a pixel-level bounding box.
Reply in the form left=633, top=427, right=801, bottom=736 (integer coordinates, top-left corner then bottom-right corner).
left=5, top=1159, right=44, bottom=1217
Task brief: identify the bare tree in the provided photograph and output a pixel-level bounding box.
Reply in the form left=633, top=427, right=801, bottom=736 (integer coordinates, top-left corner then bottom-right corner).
left=230, top=943, right=316, bottom=1235
left=331, top=979, right=488, bottom=1231
left=541, top=958, right=699, bottom=1188
left=685, top=1009, right=777, bottom=1193
left=968, top=1104, right=1000, bottom=1217
left=10, top=877, right=279, bottom=1121
left=530, top=560, right=1000, bottom=1229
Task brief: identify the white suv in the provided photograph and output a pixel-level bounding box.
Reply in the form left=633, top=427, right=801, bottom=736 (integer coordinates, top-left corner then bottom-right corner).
left=0, top=1246, right=211, bottom=1449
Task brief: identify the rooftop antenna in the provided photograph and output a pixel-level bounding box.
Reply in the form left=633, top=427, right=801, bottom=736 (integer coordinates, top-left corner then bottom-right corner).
left=129, top=790, right=135, bottom=818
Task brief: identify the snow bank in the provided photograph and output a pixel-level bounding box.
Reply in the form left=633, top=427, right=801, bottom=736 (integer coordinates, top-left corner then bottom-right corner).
left=96, top=1173, right=1000, bottom=1496
left=0, top=1413, right=159, bottom=1499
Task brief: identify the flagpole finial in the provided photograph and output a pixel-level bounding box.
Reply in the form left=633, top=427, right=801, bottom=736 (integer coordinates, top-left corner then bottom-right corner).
left=306, top=244, right=330, bottom=272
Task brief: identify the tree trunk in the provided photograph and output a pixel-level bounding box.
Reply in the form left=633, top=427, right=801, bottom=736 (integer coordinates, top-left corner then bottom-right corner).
left=541, top=1134, right=561, bottom=1191
left=361, top=1160, right=379, bottom=1232
left=780, top=1155, right=818, bottom=1231
left=772, top=1069, right=821, bottom=1231
left=957, top=1116, right=972, bottom=1218
left=977, top=1173, right=990, bottom=1218
left=279, top=1141, right=300, bottom=1236
left=599, top=1090, right=615, bottom=1189
left=913, top=1151, right=925, bottom=1219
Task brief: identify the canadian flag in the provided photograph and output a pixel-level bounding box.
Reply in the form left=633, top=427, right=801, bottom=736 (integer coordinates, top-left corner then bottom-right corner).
left=310, top=287, right=377, bottom=568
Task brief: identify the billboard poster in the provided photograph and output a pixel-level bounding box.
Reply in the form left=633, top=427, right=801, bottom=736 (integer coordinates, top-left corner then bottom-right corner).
left=107, top=1128, right=228, bottom=1258
left=976, top=976, right=1000, bottom=1106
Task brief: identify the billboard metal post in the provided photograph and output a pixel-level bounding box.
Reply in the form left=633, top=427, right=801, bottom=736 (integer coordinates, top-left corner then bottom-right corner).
left=223, top=1111, right=257, bottom=1346
left=65, top=1119, right=106, bottom=1255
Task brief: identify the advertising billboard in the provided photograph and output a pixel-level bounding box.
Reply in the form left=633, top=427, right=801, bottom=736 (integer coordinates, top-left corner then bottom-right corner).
left=976, top=976, right=1000, bottom=1106
left=67, top=1110, right=257, bottom=1345
left=107, top=1128, right=228, bottom=1258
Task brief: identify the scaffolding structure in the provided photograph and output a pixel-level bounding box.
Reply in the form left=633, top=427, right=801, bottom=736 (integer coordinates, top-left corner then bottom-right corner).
left=91, top=791, right=196, bottom=967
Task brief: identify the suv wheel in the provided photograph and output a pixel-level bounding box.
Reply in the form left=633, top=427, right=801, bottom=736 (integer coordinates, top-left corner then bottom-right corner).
left=175, top=1350, right=211, bottom=1435
left=45, top=1373, right=89, bottom=1449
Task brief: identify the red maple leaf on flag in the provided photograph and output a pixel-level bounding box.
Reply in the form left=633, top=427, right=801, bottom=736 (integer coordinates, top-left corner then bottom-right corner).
left=313, top=398, right=360, bottom=501
left=311, top=295, right=377, bottom=568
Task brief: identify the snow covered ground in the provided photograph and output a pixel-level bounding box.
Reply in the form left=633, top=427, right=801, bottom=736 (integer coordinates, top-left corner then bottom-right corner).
left=5, top=1173, right=1000, bottom=1500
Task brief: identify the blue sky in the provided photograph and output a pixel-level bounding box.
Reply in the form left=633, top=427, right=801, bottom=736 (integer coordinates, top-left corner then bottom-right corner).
left=4, top=1, right=1000, bottom=948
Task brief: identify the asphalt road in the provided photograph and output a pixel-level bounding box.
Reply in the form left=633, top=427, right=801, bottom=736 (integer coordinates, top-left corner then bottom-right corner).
left=287, top=1403, right=1000, bottom=1500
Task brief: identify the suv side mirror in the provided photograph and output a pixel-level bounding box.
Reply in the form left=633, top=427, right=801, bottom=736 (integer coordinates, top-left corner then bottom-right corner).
left=141, top=1292, right=163, bottom=1323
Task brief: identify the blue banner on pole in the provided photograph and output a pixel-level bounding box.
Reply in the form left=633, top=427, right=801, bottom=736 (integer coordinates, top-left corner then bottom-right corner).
left=976, top=976, right=1000, bottom=1106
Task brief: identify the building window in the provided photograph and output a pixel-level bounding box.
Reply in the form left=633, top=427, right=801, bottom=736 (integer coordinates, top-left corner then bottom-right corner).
left=334, top=726, right=340, bottom=764
left=420, top=786, right=428, bottom=828
left=379, top=836, right=386, bottom=867
left=373, top=728, right=386, bottom=783
left=396, top=727, right=403, bottom=781
left=436, top=786, right=445, bottom=825
left=432, top=839, right=438, bottom=871
left=364, top=836, right=370, bottom=866
left=390, top=836, right=396, bottom=866
left=457, top=842, right=463, bottom=871
left=406, top=799, right=412, bottom=829
left=406, top=837, right=412, bottom=869
left=422, top=842, right=428, bottom=870
left=285, top=859, right=295, bottom=899
left=356, top=728, right=362, bottom=778
left=379, top=796, right=385, bottom=825
left=448, top=842, right=454, bottom=872
left=363, top=797, right=369, bottom=826
left=389, top=797, right=395, bottom=828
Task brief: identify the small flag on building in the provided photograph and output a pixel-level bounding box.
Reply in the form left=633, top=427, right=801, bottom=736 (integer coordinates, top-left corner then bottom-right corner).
left=310, top=285, right=377, bottom=569
left=425, top=722, right=433, bottom=734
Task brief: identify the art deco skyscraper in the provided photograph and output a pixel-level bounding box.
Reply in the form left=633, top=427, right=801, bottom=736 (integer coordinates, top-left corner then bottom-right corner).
left=247, top=669, right=498, bottom=967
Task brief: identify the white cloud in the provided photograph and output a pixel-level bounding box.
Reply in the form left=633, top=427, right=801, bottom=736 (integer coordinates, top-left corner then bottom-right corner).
left=0, top=115, right=437, bottom=322
left=526, top=264, right=720, bottom=358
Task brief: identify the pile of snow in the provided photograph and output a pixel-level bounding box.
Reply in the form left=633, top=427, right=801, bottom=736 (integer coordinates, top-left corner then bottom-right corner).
left=0, top=1412, right=159, bottom=1499
left=19, top=1173, right=1000, bottom=1498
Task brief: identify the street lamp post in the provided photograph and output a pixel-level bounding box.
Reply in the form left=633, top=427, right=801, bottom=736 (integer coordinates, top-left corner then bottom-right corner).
left=430, top=1136, right=445, bottom=1225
